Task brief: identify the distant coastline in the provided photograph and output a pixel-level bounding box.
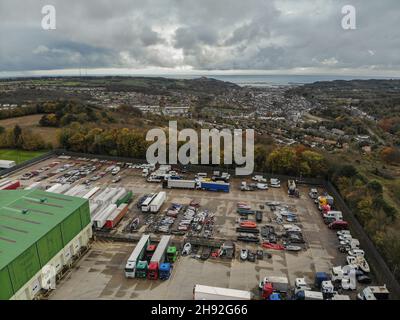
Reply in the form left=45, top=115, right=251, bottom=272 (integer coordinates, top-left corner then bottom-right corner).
left=1, top=73, right=399, bottom=87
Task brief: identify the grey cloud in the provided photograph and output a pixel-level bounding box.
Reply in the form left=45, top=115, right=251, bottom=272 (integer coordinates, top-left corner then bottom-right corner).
left=0, top=0, right=399, bottom=73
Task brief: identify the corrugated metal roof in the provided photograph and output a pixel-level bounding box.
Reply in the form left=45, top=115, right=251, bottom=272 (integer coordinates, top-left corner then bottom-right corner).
left=0, top=189, right=87, bottom=271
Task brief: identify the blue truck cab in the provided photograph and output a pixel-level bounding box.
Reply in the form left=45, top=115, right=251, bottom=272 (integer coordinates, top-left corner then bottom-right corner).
left=159, top=263, right=172, bottom=280
left=314, top=272, right=330, bottom=289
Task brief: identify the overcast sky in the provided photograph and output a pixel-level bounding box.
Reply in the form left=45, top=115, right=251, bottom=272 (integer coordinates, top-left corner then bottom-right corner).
left=0, top=0, right=399, bottom=76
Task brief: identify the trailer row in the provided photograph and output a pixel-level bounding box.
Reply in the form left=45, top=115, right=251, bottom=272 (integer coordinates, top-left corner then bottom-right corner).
left=125, top=235, right=177, bottom=280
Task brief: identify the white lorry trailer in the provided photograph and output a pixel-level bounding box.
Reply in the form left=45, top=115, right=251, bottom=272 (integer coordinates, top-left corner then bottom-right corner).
left=149, top=191, right=166, bottom=213
left=193, top=284, right=252, bottom=300
left=124, top=234, right=151, bottom=278
left=165, top=179, right=197, bottom=189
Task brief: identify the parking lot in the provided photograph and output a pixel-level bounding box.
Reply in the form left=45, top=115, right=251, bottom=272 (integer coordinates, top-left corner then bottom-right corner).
left=3, top=155, right=373, bottom=299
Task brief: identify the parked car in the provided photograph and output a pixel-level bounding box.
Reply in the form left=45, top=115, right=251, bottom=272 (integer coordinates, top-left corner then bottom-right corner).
left=247, top=251, right=256, bottom=262
left=329, top=220, right=349, bottom=230
left=357, top=275, right=372, bottom=284
left=240, top=249, right=248, bottom=260
left=255, top=211, right=263, bottom=222
left=257, top=183, right=268, bottom=190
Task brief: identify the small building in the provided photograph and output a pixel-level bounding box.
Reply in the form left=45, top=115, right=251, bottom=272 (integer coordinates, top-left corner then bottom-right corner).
left=0, top=160, right=16, bottom=169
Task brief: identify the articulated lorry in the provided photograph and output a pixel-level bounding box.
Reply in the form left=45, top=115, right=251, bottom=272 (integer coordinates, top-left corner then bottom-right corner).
left=124, top=234, right=151, bottom=278
left=193, top=284, right=252, bottom=300
left=148, top=235, right=171, bottom=280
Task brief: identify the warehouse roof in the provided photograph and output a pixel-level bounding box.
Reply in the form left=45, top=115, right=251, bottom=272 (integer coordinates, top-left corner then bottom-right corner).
left=0, top=189, right=87, bottom=271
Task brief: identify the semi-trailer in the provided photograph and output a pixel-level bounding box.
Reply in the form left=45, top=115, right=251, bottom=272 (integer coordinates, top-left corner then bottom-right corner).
left=124, top=234, right=151, bottom=278
left=148, top=235, right=171, bottom=280
left=46, top=183, right=62, bottom=192
left=83, top=186, right=100, bottom=199
left=193, top=284, right=252, bottom=300
left=163, top=179, right=197, bottom=189
left=105, top=203, right=129, bottom=229
left=0, top=180, right=11, bottom=188
left=199, top=181, right=230, bottom=192
left=0, top=180, right=21, bottom=190
left=116, top=191, right=133, bottom=207
left=24, top=182, right=41, bottom=190
left=141, top=193, right=157, bottom=212
left=110, top=188, right=127, bottom=204
left=92, top=204, right=117, bottom=229
left=149, top=191, right=166, bottom=213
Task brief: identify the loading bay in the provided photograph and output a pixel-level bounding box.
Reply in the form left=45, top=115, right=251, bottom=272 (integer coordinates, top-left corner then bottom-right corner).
left=3, top=156, right=373, bottom=300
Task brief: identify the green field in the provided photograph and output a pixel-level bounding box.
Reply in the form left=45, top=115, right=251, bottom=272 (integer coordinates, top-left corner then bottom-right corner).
left=0, top=149, right=47, bottom=164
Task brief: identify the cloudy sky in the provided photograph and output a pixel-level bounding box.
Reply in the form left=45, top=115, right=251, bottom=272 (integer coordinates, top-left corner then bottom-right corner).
left=0, top=0, right=399, bottom=76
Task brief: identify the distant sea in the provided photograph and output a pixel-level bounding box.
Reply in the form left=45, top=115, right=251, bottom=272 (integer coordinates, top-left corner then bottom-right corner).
left=162, top=74, right=400, bottom=87
left=2, top=72, right=399, bottom=87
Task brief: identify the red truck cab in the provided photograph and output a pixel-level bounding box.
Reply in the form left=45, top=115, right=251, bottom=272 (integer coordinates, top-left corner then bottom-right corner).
left=146, top=245, right=157, bottom=261
left=147, top=262, right=159, bottom=280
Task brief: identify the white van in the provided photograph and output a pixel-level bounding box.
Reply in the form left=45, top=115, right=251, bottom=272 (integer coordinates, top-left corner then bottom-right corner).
left=324, top=211, right=343, bottom=221
left=348, top=249, right=365, bottom=257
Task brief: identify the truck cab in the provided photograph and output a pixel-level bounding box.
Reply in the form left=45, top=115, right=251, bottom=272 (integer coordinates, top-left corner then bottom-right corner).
left=166, top=246, right=178, bottom=263
left=146, top=245, right=157, bottom=261
left=147, top=262, right=159, bottom=280
left=135, top=261, right=148, bottom=278
left=357, top=286, right=389, bottom=300
left=294, top=277, right=311, bottom=294
left=124, top=261, right=137, bottom=278
left=159, top=263, right=172, bottom=280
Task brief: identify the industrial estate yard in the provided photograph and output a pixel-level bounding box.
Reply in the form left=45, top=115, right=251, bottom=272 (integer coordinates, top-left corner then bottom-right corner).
left=2, top=155, right=379, bottom=300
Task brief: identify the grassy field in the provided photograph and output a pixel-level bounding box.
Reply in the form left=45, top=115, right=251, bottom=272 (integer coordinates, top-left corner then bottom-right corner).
left=0, top=114, right=60, bottom=147
left=0, top=149, right=47, bottom=164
